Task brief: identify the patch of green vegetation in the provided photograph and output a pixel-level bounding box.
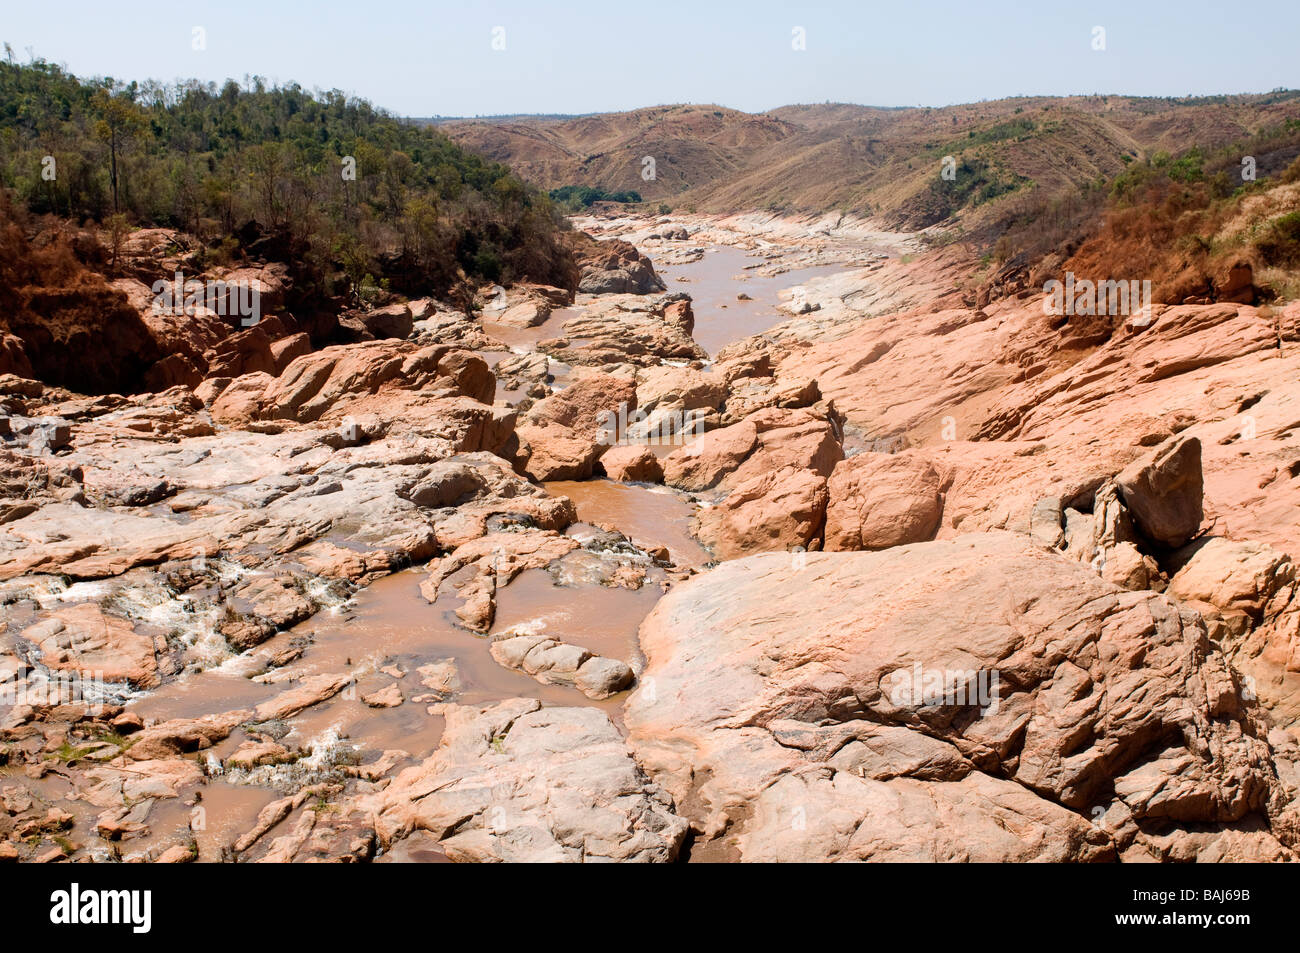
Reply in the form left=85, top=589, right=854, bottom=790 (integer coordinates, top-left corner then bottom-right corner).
left=926, top=118, right=1038, bottom=159
left=548, top=185, right=642, bottom=211
left=53, top=741, right=96, bottom=763
left=91, top=730, right=137, bottom=755
left=1110, top=147, right=1221, bottom=203
left=1165, top=146, right=1206, bottom=183
left=916, top=156, right=1029, bottom=226
left=963, top=117, right=1037, bottom=147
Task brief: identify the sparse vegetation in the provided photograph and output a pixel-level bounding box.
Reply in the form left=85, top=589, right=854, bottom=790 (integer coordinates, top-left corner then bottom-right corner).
left=53, top=740, right=95, bottom=763
left=1257, top=210, right=1300, bottom=266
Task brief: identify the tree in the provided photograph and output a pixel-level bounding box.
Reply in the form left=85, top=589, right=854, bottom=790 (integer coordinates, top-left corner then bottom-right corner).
left=91, top=86, right=147, bottom=213
left=105, top=212, right=130, bottom=272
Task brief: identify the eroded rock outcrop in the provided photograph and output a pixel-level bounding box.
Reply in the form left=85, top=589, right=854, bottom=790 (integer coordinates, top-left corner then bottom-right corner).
left=572, top=236, right=666, bottom=295
left=625, top=532, right=1287, bottom=861
left=665, top=406, right=844, bottom=559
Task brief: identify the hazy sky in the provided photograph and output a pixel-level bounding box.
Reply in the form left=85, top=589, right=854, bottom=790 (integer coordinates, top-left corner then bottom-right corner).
left=3, top=0, right=1296, bottom=116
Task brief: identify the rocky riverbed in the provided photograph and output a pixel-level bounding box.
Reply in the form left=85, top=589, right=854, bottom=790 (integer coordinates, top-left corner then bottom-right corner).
left=2, top=213, right=1300, bottom=862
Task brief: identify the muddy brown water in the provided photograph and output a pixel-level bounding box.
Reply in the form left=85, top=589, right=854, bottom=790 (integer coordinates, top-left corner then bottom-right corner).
left=118, top=524, right=668, bottom=858
left=133, top=563, right=647, bottom=732
left=659, top=245, right=843, bottom=356
left=482, top=306, right=590, bottom=353
left=14, top=474, right=700, bottom=861
left=547, top=479, right=711, bottom=570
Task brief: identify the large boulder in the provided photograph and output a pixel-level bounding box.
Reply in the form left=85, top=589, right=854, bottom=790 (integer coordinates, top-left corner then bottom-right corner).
left=513, top=424, right=603, bottom=481
left=633, top=364, right=726, bottom=440
left=573, top=236, right=666, bottom=295
left=515, top=372, right=638, bottom=481
left=203, top=324, right=277, bottom=379
left=625, top=532, right=1282, bottom=861
left=599, top=444, right=663, bottom=483
left=524, top=372, right=636, bottom=439
left=1115, top=435, right=1204, bottom=547
left=1169, top=538, right=1300, bottom=725
left=684, top=407, right=844, bottom=559
left=1169, top=538, right=1295, bottom=625
left=357, top=302, right=414, bottom=340
left=824, top=451, right=944, bottom=551
left=662, top=419, right=758, bottom=492
left=696, top=467, right=830, bottom=560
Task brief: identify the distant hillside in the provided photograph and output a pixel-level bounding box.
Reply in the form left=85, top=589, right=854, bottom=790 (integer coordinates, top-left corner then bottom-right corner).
left=416, top=113, right=599, bottom=124
left=440, top=93, right=1300, bottom=233
left=441, top=104, right=797, bottom=206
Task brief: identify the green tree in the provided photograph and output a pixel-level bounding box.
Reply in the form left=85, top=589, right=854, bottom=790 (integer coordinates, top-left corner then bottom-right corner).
left=91, top=86, right=147, bottom=213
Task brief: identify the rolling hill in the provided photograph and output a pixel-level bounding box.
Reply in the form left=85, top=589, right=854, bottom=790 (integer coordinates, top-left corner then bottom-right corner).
left=438, top=93, right=1300, bottom=231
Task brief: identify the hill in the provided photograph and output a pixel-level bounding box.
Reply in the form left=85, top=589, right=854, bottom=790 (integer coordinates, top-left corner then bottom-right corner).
left=439, top=93, right=1300, bottom=232
left=0, top=59, right=574, bottom=305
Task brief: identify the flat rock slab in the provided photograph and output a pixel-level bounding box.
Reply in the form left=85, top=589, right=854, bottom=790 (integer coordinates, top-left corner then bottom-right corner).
left=368, top=698, right=687, bottom=862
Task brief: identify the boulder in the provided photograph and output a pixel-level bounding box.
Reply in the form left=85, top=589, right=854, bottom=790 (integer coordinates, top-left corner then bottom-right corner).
left=362, top=683, right=404, bottom=708
left=662, top=419, right=758, bottom=491
left=1115, top=435, right=1204, bottom=547
left=0, top=333, right=34, bottom=378
left=525, top=372, right=637, bottom=440
left=687, top=407, right=844, bottom=558
left=540, top=295, right=705, bottom=367
left=696, top=467, right=830, bottom=560
left=203, top=324, right=277, bottom=379
left=270, top=332, right=312, bottom=374
left=514, top=372, right=638, bottom=481
left=573, top=237, right=666, bottom=295
left=824, top=452, right=944, bottom=550
left=489, top=634, right=634, bottom=700
left=514, top=424, right=603, bottom=481
left=359, top=302, right=414, bottom=340
left=598, top=445, right=663, bottom=483
left=126, top=710, right=252, bottom=761
left=1169, top=538, right=1294, bottom=623
left=24, top=603, right=162, bottom=689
